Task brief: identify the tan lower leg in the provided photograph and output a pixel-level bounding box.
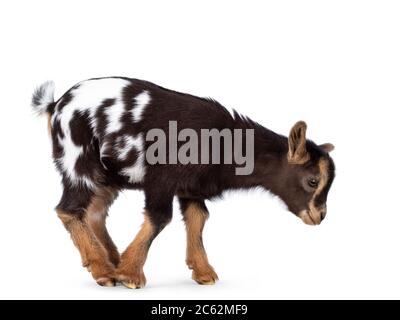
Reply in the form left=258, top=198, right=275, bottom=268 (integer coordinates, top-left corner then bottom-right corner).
left=184, top=202, right=218, bottom=285
left=57, top=210, right=116, bottom=287
left=85, top=189, right=120, bottom=266
left=116, top=213, right=155, bottom=289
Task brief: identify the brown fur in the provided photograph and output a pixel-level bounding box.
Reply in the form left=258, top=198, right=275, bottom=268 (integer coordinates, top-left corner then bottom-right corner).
left=57, top=210, right=116, bottom=286
left=116, top=213, right=155, bottom=288
left=183, top=202, right=218, bottom=285
left=319, top=143, right=335, bottom=153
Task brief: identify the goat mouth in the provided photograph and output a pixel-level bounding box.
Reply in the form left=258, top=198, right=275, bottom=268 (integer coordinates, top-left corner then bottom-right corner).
left=299, top=210, right=319, bottom=226
left=308, top=213, right=317, bottom=225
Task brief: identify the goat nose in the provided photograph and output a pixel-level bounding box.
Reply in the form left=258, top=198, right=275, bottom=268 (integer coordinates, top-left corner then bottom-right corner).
left=321, top=210, right=327, bottom=221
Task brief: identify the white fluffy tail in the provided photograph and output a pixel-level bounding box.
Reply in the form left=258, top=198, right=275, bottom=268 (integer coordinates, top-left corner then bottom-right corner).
left=31, top=81, right=55, bottom=115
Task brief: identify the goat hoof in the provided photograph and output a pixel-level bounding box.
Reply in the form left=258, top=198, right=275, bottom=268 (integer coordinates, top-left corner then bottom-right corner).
left=121, top=281, right=142, bottom=289
left=192, top=267, right=219, bottom=285
left=96, top=277, right=116, bottom=287
left=117, top=272, right=146, bottom=289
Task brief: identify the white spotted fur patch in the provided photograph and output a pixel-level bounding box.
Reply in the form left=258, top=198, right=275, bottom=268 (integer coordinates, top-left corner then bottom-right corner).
left=120, top=134, right=146, bottom=183
left=115, top=134, right=142, bottom=161
left=132, top=90, right=151, bottom=122
left=52, top=78, right=148, bottom=187
left=104, top=100, right=125, bottom=135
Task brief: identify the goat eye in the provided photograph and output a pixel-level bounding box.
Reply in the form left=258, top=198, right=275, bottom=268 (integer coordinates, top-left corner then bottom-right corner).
left=308, top=178, right=319, bottom=188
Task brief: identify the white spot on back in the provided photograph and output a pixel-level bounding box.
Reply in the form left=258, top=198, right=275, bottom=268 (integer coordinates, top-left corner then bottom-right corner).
left=104, top=100, right=124, bottom=134
left=132, top=90, right=151, bottom=122
left=57, top=78, right=130, bottom=136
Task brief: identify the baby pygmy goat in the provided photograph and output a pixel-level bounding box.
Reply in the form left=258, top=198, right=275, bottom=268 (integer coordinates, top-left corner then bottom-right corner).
left=32, top=77, right=335, bottom=288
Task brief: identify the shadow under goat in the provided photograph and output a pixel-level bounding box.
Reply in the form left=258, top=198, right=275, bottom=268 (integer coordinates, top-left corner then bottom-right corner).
left=31, top=77, right=336, bottom=288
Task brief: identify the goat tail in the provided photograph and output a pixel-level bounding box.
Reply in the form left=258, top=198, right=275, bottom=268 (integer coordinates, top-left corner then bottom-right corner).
left=31, top=81, right=55, bottom=115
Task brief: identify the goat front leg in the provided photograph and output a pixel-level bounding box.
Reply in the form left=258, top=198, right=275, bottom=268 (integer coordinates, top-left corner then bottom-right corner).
left=117, top=195, right=173, bottom=289
left=179, top=198, right=218, bottom=285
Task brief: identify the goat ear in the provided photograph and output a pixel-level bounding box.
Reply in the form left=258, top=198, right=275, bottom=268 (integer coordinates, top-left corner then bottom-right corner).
left=319, top=143, right=335, bottom=153
left=288, top=121, right=310, bottom=164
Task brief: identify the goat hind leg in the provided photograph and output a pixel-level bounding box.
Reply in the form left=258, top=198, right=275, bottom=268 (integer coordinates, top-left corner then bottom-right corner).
left=56, top=187, right=116, bottom=287
left=85, top=187, right=120, bottom=267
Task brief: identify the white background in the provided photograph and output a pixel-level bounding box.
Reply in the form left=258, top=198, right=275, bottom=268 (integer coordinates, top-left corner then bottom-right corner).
left=0, top=0, right=399, bottom=300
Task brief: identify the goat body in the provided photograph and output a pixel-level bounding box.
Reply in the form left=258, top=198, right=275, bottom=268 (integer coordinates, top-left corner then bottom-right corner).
left=32, top=77, right=335, bottom=288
